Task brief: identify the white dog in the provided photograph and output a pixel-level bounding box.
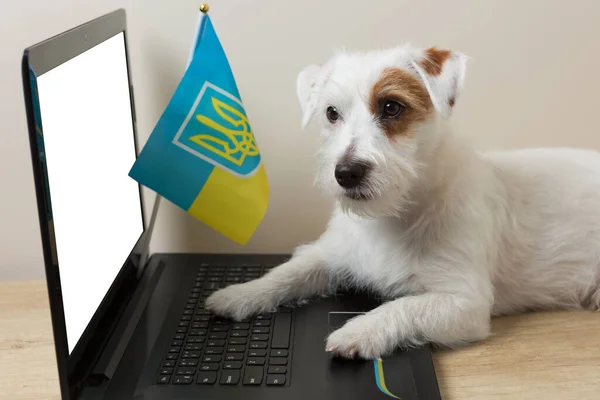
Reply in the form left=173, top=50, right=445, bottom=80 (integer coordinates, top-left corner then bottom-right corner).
left=206, top=45, right=600, bottom=359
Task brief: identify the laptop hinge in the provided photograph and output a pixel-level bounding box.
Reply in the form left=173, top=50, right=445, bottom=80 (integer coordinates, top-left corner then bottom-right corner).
left=88, top=258, right=165, bottom=384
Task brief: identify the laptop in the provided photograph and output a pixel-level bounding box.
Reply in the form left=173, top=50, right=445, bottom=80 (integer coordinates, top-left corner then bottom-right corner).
left=21, top=9, right=442, bottom=400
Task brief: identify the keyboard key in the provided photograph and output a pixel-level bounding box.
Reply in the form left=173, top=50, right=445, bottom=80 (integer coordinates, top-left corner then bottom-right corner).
left=226, top=271, right=243, bottom=276
left=204, top=347, right=224, bottom=355
left=255, top=314, right=272, bottom=320
left=226, top=277, right=241, bottom=282
left=176, top=367, right=196, bottom=375
left=243, top=366, right=264, bottom=385
left=208, top=271, right=224, bottom=277
left=248, top=349, right=266, bottom=357
left=173, top=375, right=194, bottom=384
left=200, top=363, right=220, bottom=371
left=227, top=345, right=245, bottom=353
left=211, top=325, right=229, bottom=332
left=157, top=375, right=170, bottom=384
left=229, top=337, right=247, bottom=345
left=247, top=357, right=266, bottom=366
left=186, top=337, right=205, bottom=344
left=268, top=366, right=287, bottom=374
left=207, top=277, right=222, bottom=282
left=251, top=334, right=269, bottom=341
left=173, top=334, right=186, bottom=341
left=209, top=332, right=227, bottom=339
left=184, top=344, right=202, bottom=351
left=270, top=349, right=288, bottom=357
left=189, top=329, right=207, bottom=336
left=230, top=330, right=248, bottom=338
left=252, top=327, right=270, bottom=334
left=194, top=315, right=211, bottom=322
left=182, top=351, right=201, bottom=359
left=178, top=359, right=198, bottom=367
left=213, top=266, right=226, bottom=271
left=191, top=322, right=209, bottom=329
left=271, top=313, right=291, bottom=349
left=202, top=355, right=222, bottom=363
left=253, top=320, right=271, bottom=327
left=165, top=354, right=178, bottom=360
left=232, top=323, right=250, bottom=330
left=213, top=319, right=231, bottom=325
left=163, top=360, right=176, bottom=368
left=269, top=358, right=288, bottom=366
left=176, top=328, right=187, bottom=334
left=190, top=293, right=200, bottom=299
left=168, top=347, right=181, bottom=353
left=196, top=371, right=217, bottom=385
left=181, top=315, right=192, bottom=321
left=224, top=361, right=243, bottom=369
left=204, top=282, right=220, bottom=290
left=183, top=310, right=194, bottom=315
left=220, top=370, right=240, bottom=385
left=249, top=342, right=268, bottom=349
left=225, top=353, right=244, bottom=361
left=159, top=367, right=174, bottom=375
left=266, top=374, right=286, bottom=386
left=206, top=339, right=225, bottom=347
left=229, top=267, right=244, bottom=272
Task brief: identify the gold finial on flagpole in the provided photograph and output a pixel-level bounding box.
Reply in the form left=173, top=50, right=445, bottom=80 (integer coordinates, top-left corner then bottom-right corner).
left=199, top=3, right=209, bottom=13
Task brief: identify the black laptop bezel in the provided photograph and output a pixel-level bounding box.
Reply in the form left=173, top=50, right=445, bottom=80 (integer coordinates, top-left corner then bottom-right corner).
left=21, top=8, right=148, bottom=399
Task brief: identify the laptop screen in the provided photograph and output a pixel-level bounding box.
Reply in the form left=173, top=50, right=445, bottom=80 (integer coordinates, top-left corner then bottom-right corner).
left=36, top=32, right=143, bottom=354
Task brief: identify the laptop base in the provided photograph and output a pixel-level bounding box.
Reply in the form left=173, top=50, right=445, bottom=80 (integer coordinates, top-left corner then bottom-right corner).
left=79, top=254, right=441, bottom=400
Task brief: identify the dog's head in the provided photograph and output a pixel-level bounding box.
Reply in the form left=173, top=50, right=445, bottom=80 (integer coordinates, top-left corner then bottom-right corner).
left=297, top=45, right=468, bottom=218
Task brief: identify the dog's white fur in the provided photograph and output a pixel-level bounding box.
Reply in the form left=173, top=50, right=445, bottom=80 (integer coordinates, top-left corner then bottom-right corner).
left=206, top=44, right=600, bottom=359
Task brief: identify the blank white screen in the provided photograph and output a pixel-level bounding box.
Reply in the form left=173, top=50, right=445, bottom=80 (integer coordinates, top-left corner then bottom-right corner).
left=37, top=33, right=143, bottom=354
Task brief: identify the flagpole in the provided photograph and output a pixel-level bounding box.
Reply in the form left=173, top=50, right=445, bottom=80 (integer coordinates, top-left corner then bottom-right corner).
left=141, top=3, right=211, bottom=270
left=187, top=4, right=210, bottom=69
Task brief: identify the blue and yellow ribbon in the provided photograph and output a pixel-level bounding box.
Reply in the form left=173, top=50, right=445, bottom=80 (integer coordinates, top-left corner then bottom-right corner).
left=374, top=358, right=401, bottom=399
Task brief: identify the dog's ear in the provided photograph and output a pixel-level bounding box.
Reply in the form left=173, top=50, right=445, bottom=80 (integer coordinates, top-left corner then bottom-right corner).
left=410, top=47, right=468, bottom=119
left=296, top=64, right=322, bottom=128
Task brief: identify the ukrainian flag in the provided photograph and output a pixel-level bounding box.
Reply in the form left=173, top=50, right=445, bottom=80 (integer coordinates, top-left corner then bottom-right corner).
left=129, top=5, right=269, bottom=245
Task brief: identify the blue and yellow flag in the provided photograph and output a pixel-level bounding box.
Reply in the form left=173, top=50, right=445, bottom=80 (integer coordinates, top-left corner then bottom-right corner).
left=129, top=8, right=269, bottom=245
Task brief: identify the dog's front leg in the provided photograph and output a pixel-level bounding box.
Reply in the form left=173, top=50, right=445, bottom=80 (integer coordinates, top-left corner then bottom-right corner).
left=205, top=244, right=337, bottom=321
left=326, top=292, right=492, bottom=359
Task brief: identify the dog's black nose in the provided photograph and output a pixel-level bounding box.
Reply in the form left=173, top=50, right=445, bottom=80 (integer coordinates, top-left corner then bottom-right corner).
left=335, top=162, right=369, bottom=189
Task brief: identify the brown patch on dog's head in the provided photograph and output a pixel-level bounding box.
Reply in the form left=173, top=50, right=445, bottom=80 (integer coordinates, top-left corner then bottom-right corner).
left=369, top=68, right=433, bottom=138
left=421, top=47, right=452, bottom=76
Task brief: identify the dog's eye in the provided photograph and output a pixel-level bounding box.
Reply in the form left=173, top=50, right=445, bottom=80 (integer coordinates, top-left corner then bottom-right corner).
left=382, top=101, right=405, bottom=119
left=326, top=106, right=340, bottom=123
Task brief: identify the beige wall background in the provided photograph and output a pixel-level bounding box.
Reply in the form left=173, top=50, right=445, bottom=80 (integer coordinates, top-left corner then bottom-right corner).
left=2, top=0, right=600, bottom=280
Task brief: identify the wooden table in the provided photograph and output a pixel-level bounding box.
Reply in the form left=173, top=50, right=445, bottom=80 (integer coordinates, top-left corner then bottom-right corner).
left=1, top=280, right=599, bottom=400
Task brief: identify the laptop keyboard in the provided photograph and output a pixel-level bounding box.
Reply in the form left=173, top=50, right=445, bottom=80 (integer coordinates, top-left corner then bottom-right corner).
left=156, top=264, right=292, bottom=387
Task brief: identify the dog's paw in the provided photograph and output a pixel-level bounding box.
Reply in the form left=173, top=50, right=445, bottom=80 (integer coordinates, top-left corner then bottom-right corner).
left=205, top=281, right=277, bottom=321
left=325, top=313, right=396, bottom=359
